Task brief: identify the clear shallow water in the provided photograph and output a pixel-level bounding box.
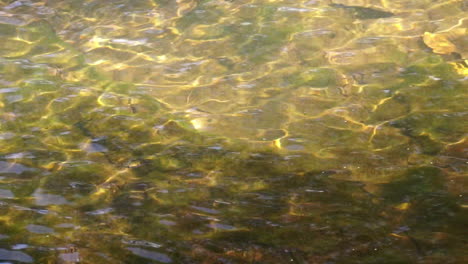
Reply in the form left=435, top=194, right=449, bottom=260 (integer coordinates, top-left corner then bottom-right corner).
left=0, top=0, right=467, bottom=263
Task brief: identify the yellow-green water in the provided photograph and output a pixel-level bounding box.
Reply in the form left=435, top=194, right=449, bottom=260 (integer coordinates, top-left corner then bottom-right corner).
left=0, top=0, right=467, bottom=263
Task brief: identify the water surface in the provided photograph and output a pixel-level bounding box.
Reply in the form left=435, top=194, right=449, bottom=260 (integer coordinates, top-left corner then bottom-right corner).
left=0, top=0, right=467, bottom=263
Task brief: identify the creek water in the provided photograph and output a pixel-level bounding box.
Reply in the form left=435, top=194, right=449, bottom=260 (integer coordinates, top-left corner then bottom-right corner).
left=0, top=0, right=467, bottom=263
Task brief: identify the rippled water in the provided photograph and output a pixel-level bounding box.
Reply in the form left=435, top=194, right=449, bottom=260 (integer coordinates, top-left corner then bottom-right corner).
left=0, top=0, right=467, bottom=263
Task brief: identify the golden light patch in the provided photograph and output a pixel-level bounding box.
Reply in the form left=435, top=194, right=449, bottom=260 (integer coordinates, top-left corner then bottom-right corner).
left=394, top=202, right=410, bottom=211
left=423, top=32, right=456, bottom=55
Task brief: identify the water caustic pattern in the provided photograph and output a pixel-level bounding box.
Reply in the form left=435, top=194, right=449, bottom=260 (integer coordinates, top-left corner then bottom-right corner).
left=0, top=0, right=466, bottom=263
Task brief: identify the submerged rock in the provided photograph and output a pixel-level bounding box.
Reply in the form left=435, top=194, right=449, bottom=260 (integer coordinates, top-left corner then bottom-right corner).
left=0, top=248, right=33, bottom=263
left=0, top=161, right=35, bottom=175
left=0, top=189, right=14, bottom=199
left=33, top=188, right=69, bottom=206
left=330, top=3, right=394, bottom=19
left=126, top=247, right=172, bottom=263
left=26, top=224, right=54, bottom=234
